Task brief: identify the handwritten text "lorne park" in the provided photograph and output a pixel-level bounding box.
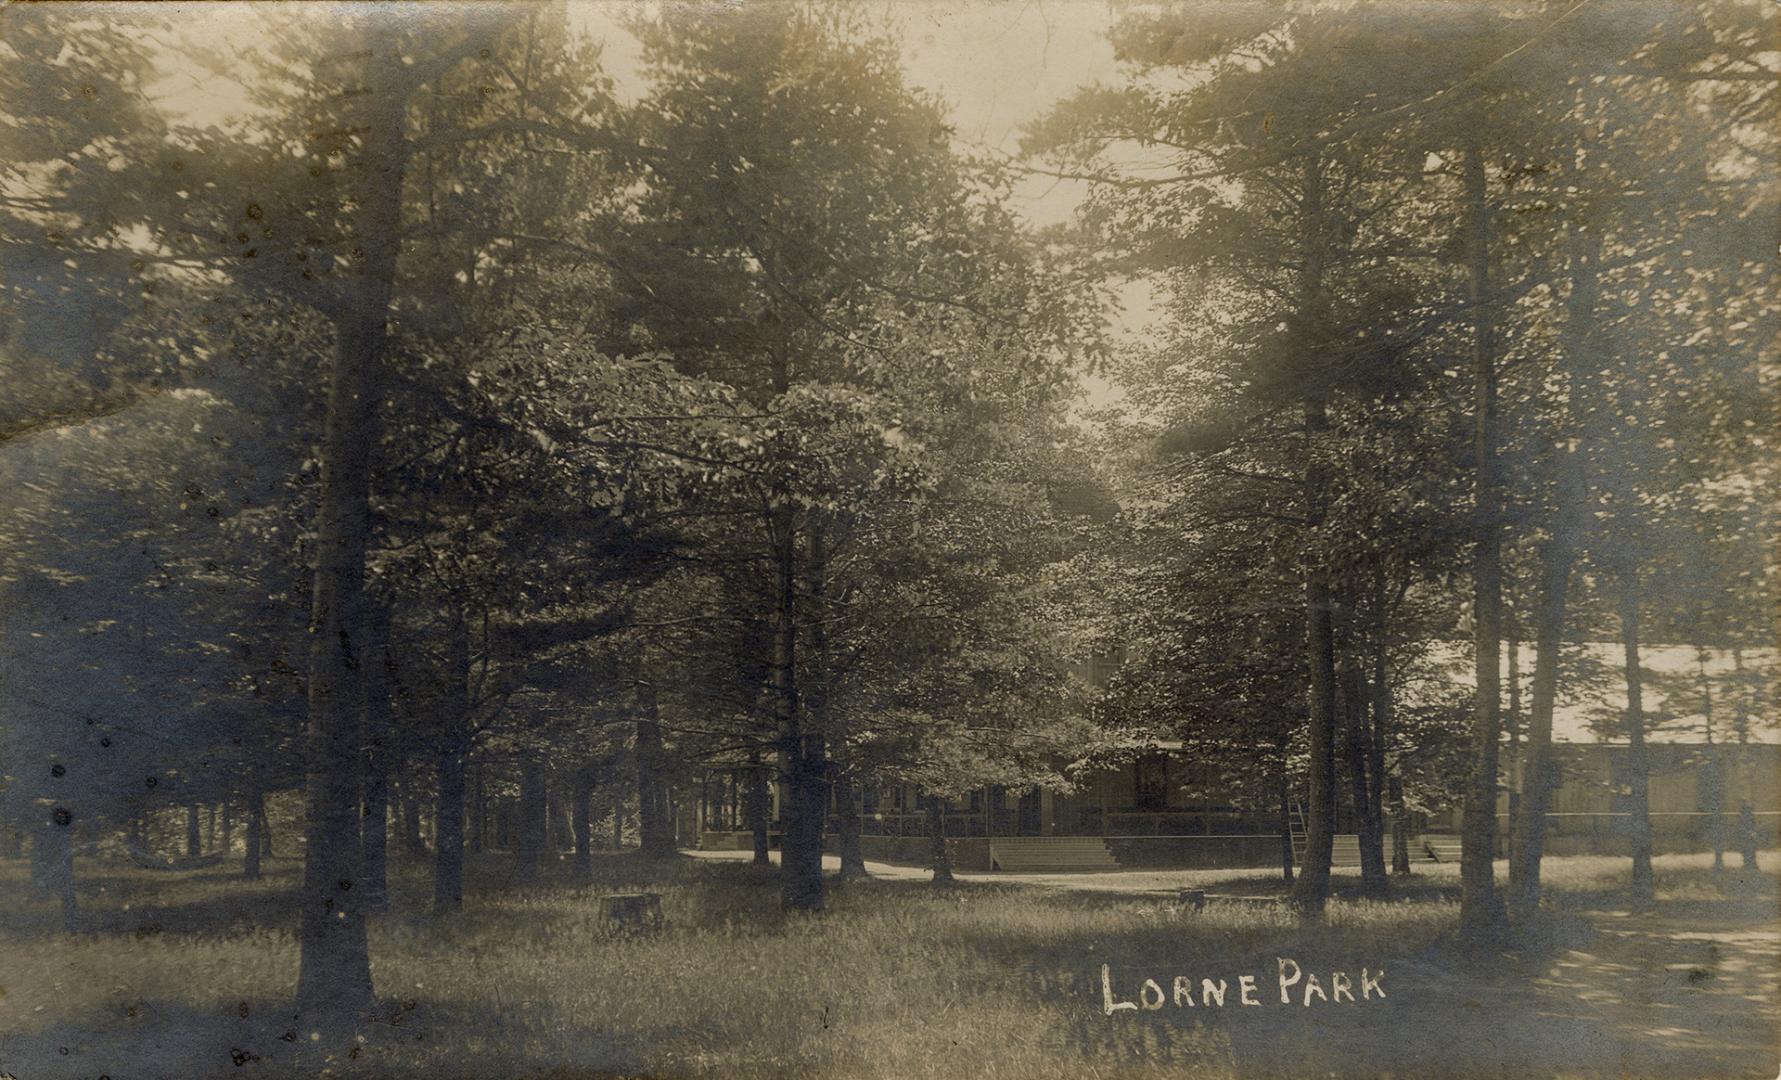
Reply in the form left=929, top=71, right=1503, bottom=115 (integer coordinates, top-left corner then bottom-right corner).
left=1101, top=958, right=1385, bottom=1015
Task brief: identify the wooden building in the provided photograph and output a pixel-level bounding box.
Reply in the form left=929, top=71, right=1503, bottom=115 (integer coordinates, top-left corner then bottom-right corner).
left=687, top=643, right=1776, bottom=870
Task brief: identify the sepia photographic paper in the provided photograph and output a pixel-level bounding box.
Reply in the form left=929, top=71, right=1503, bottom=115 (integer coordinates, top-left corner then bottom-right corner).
left=0, top=1, right=1775, bottom=1077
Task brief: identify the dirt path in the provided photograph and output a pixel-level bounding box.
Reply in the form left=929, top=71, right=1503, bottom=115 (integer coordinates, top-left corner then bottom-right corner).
left=1523, top=908, right=1780, bottom=1078
left=685, top=847, right=1357, bottom=893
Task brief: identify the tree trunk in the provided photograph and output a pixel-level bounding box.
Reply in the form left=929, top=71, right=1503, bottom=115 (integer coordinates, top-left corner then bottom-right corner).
left=1292, top=568, right=1338, bottom=913
left=1704, top=748, right=1725, bottom=872
left=185, top=803, right=202, bottom=858
left=207, top=803, right=217, bottom=852
left=244, top=789, right=264, bottom=880
left=294, top=24, right=410, bottom=1018
left=637, top=684, right=675, bottom=857
left=470, top=764, right=486, bottom=855
left=1739, top=802, right=1758, bottom=870
left=834, top=770, right=867, bottom=879
left=220, top=801, right=234, bottom=857
left=1507, top=530, right=1574, bottom=916
left=434, top=734, right=467, bottom=913
left=747, top=749, right=771, bottom=865
left=771, top=528, right=825, bottom=908
left=361, top=598, right=393, bottom=911
left=1371, top=577, right=1408, bottom=878
left=551, top=796, right=574, bottom=854
left=791, top=521, right=836, bottom=896
left=1277, top=761, right=1295, bottom=885
left=1343, top=668, right=1388, bottom=896
left=37, top=810, right=77, bottom=932
left=573, top=767, right=593, bottom=882
left=361, top=759, right=389, bottom=912
left=258, top=794, right=274, bottom=858
left=433, top=610, right=470, bottom=914
left=1735, top=647, right=1758, bottom=870
left=1287, top=151, right=1337, bottom=916
left=401, top=789, right=425, bottom=858
left=1389, top=773, right=1412, bottom=875
left=927, top=796, right=954, bottom=885
left=1505, top=624, right=1521, bottom=867
left=1696, top=645, right=1724, bottom=871
left=516, top=753, right=547, bottom=883
left=783, top=738, right=827, bottom=907
left=1365, top=673, right=1388, bottom=877
left=1508, top=223, right=1594, bottom=921
left=1458, top=133, right=1505, bottom=941
left=1620, top=568, right=1654, bottom=905
left=768, top=337, right=825, bottom=911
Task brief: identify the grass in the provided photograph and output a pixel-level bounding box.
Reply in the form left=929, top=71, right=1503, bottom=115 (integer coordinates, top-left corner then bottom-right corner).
left=0, top=850, right=1775, bottom=1079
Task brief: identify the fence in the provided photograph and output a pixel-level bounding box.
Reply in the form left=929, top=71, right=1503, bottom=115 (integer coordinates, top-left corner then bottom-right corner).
left=850, top=809, right=1282, bottom=838
left=1497, top=810, right=1781, bottom=856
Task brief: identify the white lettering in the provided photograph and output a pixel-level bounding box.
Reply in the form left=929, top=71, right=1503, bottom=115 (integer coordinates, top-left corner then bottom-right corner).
left=1201, top=978, right=1227, bottom=1007
left=1101, top=965, right=1137, bottom=1015
left=1302, top=972, right=1328, bottom=1006
left=1278, top=957, right=1302, bottom=1004
left=1172, top=975, right=1196, bottom=1007
left=1362, top=967, right=1385, bottom=1000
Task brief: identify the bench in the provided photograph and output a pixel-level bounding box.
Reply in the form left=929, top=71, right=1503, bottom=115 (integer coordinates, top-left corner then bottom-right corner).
left=1419, top=836, right=1463, bottom=863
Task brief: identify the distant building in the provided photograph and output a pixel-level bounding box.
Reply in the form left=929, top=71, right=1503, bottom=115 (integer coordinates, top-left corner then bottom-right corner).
left=688, top=643, right=1776, bottom=870
left=1446, top=642, right=1779, bottom=858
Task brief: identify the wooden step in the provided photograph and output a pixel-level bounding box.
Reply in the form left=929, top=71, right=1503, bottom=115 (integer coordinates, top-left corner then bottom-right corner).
left=989, top=838, right=1119, bottom=871
left=991, top=857, right=1120, bottom=870
left=1289, top=834, right=1363, bottom=868
left=1416, top=835, right=1463, bottom=863
left=986, top=840, right=1118, bottom=847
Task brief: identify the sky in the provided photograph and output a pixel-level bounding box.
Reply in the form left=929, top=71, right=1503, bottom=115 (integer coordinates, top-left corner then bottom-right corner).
left=147, top=0, right=1121, bottom=227
left=564, top=0, right=1150, bottom=409
left=575, top=0, right=1120, bottom=228
left=140, top=0, right=1147, bottom=404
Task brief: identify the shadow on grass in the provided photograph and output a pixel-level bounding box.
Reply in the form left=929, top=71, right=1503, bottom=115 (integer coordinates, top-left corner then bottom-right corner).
left=0, top=996, right=650, bottom=1080
left=1, top=850, right=784, bottom=942
left=1542, top=864, right=1779, bottom=919
left=0, top=859, right=302, bottom=942
left=2, top=854, right=1774, bottom=1079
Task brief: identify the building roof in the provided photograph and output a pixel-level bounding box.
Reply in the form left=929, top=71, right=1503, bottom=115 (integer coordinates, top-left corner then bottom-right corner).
left=1409, top=642, right=1779, bottom=746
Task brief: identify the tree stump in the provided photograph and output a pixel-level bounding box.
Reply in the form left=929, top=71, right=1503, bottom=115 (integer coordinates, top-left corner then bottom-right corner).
left=600, top=893, right=664, bottom=936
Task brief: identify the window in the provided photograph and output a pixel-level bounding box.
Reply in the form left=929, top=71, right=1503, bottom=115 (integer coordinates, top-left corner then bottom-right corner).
left=1134, top=754, right=1169, bottom=812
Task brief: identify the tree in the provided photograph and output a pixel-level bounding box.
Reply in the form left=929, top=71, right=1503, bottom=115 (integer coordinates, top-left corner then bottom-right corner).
left=1027, top=4, right=1489, bottom=911
left=156, top=4, right=533, bottom=1015
left=0, top=8, right=182, bottom=443
left=609, top=3, right=1093, bottom=909
left=1031, top=0, right=1776, bottom=929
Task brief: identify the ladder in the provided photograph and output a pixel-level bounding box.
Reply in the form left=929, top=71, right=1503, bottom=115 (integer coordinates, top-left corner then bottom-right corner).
left=1289, top=797, right=1308, bottom=867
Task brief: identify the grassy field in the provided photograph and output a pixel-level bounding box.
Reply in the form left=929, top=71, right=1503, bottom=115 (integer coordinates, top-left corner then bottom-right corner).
left=0, top=850, right=1774, bottom=1080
